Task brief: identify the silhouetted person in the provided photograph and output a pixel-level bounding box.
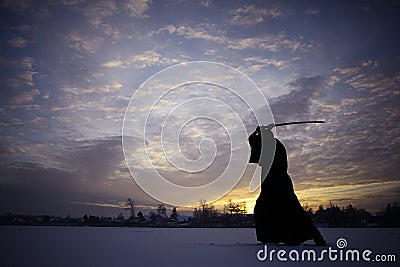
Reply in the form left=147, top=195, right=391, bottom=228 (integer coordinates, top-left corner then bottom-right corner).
left=249, top=126, right=326, bottom=246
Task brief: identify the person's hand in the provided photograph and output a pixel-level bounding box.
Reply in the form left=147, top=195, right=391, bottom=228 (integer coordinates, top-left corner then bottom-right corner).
left=259, top=124, right=275, bottom=140
left=261, top=123, right=275, bottom=131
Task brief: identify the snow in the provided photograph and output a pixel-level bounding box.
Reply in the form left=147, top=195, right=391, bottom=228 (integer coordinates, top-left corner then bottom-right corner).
left=0, top=227, right=398, bottom=267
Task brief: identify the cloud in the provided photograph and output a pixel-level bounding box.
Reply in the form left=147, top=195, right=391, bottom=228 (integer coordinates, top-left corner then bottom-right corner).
left=5, top=70, right=37, bottom=88
left=16, top=56, right=34, bottom=69
left=167, top=24, right=226, bottom=44
left=131, top=51, right=179, bottom=68
left=306, top=8, right=320, bottom=15
left=242, top=56, right=290, bottom=71
left=62, top=82, right=123, bottom=95
left=80, top=1, right=122, bottom=40
left=7, top=36, right=29, bottom=47
left=84, top=0, right=118, bottom=20
left=0, top=0, right=31, bottom=11
left=62, top=0, right=86, bottom=6
left=230, top=5, right=284, bottom=25
left=200, top=0, right=212, bottom=8
left=0, top=56, right=34, bottom=70
left=331, top=60, right=376, bottom=78
left=0, top=117, right=22, bottom=127
left=76, top=0, right=150, bottom=40
left=0, top=57, right=37, bottom=94
left=11, top=24, right=31, bottom=32
left=331, top=60, right=399, bottom=94
left=10, top=88, right=40, bottom=104
left=0, top=137, right=160, bottom=215
left=0, top=163, right=79, bottom=214
left=270, top=76, right=327, bottom=122
left=97, top=23, right=121, bottom=39
left=152, top=24, right=312, bottom=53
left=102, top=51, right=181, bottom=69
left=227, top=32, right=311, bottom=52
left=267, top=65, right=399, bottom=212
left=18, top=71, right=37, bottom=86
left=123, top=0, right=151, bottom=18
left=63, top=31, right=103, bottom=53
left=101, top=60, right=124, bottom=68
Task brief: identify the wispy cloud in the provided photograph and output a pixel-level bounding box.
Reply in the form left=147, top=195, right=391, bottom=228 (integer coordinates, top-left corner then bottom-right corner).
left=0, top=56, right=34, bottom=70
left=200, top=0, right=212, bottom=8
left=10, top=88, right=40, bottom=104
left=123, top=0, right=151, bottom=18
left=0, top=0, right=31, bottom=11
left=331, top=60, right=377, bottom=79
left=306, top=8, right=320, bottom=15
left=242, top=56, right=290, bottom=71
left=152, top=24, right=313, bottom=53
left=63, top=31, right=103, bottom=53
left=227, top=32, right=312, bottom=52
left=101, top=60, right=124, bottom=68
left=151, top=24, right=226, bottom=44
left=0, top=57, right=37, bottom=90
left=230, top=4, right=284, bottom=26
left=61, top=0, right=86, bottom=6
left=331, top=60, right=399, bottom=94
left=7, top=36, right=29, bottom=47
left=83, top=0, right=119, bottom=23
left=102, top=51, right=181, bottom=69
left=62, top=82, right=123, bottom=95
left=131, top=51, right=180, bottom=68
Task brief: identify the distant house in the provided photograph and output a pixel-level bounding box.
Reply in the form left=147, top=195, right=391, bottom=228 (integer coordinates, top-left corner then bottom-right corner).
left=177, top=216, right=191, bottom=224
left=49, top=216, right=63, bottom=223
left=114, top=215, right=125, bottom=223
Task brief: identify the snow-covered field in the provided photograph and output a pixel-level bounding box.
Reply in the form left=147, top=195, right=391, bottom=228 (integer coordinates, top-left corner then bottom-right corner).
left=1, top=226, right=398, bottom=267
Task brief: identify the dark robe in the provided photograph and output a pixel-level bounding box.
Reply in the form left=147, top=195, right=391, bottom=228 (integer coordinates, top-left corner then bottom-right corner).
left=249, top=128, right=326, bottom=245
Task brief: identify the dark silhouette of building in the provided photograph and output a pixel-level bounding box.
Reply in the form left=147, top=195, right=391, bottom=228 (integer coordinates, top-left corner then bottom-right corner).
left=249, top=126, right=326, bottom=246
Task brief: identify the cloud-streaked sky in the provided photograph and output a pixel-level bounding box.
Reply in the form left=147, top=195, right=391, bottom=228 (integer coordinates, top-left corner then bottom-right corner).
left=0, top=0, right=399, bottom=216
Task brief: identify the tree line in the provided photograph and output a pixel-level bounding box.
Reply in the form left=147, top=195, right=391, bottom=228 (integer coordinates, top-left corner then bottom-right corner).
left=302, top=201, right=400, bottom=228
left=123, top=199, right=400, bottom=228
left=1, top=200, right=399, bottom=227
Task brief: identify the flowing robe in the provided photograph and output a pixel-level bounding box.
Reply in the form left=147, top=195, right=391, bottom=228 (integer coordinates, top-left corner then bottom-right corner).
left=249, top=128, right=324, bottom=245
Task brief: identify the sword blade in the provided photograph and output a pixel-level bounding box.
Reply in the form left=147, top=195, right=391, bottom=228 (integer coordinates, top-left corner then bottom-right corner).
left=274, top=120, right=325, bottom=127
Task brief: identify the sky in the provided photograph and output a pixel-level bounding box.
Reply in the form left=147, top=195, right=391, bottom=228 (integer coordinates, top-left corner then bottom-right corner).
left=0, top=0, right=399, bottom=217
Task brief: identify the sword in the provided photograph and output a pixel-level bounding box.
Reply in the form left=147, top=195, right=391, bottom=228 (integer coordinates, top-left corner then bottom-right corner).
left=259, top=120, right=325, bottom=131
left=274, top=120, right=325, bottom=127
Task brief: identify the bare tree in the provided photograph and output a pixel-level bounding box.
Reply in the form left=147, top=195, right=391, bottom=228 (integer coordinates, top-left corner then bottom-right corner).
left=125, top=198, right=135, bottom=218
left=193, top=199, right=219, bottom=226
left=224, top=199, right=247, bottom=215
